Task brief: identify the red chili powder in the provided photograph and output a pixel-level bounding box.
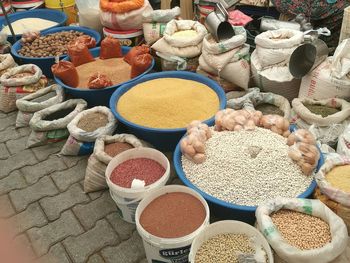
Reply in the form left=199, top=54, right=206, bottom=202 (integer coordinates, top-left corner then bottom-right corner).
left=110, top=158, right=165, bottom=188
left=139, top=192, right=206, bottom=238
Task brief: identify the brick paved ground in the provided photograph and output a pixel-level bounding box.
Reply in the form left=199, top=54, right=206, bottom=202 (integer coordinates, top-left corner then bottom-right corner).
left=0, top=110, right=182, bottom=263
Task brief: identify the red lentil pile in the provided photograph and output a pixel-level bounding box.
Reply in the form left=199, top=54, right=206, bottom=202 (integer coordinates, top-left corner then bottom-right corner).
left=110, top=158, right=165, bottom=188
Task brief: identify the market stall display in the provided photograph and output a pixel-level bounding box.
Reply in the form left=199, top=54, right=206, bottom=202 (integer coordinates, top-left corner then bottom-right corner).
left=15, top=84, right=65, bottom=128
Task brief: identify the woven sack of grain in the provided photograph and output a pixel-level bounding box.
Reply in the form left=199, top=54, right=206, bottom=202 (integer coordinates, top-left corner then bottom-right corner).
left=27, top=99, right=87, bottom=148
left=256, top=197, right=349, bottom=263
left=196, top=68, right=240, bottom=93
left=197, top=28, right=250, bottom=90
left=84, top=134, right=145, bottom=193
left=60, top=106, right=117, bottom=156
left=0, top=54, right=15, bottom=76
left=337, top=124, right=350, bottom=157
left=100, top=0, right=153, bottom=30
left=151, top=19, right=207, bottom=58
left=15, top=84, right=65, bottom=128
left=291, top=98, right=350, bottom=146
left=299, top=39, right=350, bottom=100
left=251, top=29, right=303, bottom=102
left=0, top=64, right=47, bottom=113
left=226, top=87, right=291, bottom=118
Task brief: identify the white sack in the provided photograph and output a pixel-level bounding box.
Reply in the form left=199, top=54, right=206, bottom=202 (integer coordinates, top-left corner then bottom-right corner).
left=142, top=6, right=180, bottom=23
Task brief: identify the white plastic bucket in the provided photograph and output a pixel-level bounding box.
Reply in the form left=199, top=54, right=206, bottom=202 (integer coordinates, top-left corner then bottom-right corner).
left=135, top=185, right=210, bottom=263
left=189, top=220, right=274, bottom=263
left=105, top=147, right=170, bottom=224
left=103, top=27, right=143, bottom=47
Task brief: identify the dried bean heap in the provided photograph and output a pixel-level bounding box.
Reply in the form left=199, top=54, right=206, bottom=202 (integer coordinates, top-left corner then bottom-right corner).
left=77, top=112, right=108, bottom=132
left=195, top=233, right=257, bottom=263
left=182, top=128, right=313, bottom=206
left=18, top=31, right=85, bottom=58
left=271, top=209, right=332, bottom=250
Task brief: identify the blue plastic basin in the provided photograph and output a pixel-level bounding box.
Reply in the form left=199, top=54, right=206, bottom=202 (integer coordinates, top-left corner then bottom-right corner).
left=11, top=26, right=101, bottom=78
left=173, top=129, right=324, bottom=225
left=110, top=71, right=227, bottom=151
left=0, top=9, right=67, bottom=43
left=55, top=46, right=155, bottom=107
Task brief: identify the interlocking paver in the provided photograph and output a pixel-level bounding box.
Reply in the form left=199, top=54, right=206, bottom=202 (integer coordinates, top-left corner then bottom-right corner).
left=0, top=126, right=21, bottom=143
left=87, top=254, right=105, bottom=263
left=0, top=194, right=15, bottom=218
left=0, top=149, right=37, bottom=178
left=6, top=136, right=29, bottom=155
left=31, top=141, right=66, bottom=161
left=17, top=126, right=32, bottom=137
left=106, top=213, right=135, bottom=241
left=0, top=170, right=27, bottom=195
left=40, top=183, right=90, bottom=221
left=40, top=243, right=71, bottom=263
left=72, top=191, right=116, bottom=230
left=101, top=231, right=145, bottom=263
left=87, top=190, right=104, bottom=201
left=51, top=158, right=88, bottom=191
left=0, top=142, right=9, bottom=159
left=9, top=176, right=59, bottom=212
left=61, top=155, right=88, bottom=168
left=63, top=219, right=119, bottom=263
left=14, top=233, right=36, bottom=260
left=28, top=210, right=84, bottom=256
left=21, top=155, right=67, bottom=185
left=0, top=112, right=17, bottom=131
left=11, top=202, right=47, bottom=235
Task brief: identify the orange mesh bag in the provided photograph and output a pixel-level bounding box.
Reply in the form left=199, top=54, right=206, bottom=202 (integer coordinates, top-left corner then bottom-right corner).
left=100, top=36, right=123, bottom=59
left=73, top=35, right=97, bottom=49
left=100, top=0, right=144, bottom=13
left=124, top=44, right=150, bottom=65
left=51, top=61, right=79, bottom=88
left=88, top=73, right=113, bottom=89
left=131, top=53, right=152, bottom=78
left=67, top=42, right=95, bottom=67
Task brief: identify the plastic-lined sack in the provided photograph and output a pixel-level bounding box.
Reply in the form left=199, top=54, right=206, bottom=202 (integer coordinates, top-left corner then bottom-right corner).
left=299, top=39, right=350, bottom=100
left=0, top=54, right=16, bottom=76
left=130, top=53, right=153, bottom=78
left=60, top=106, right=117, bottom=156
left=124, top=45, right=150, bottom=64
left=87, top=73, right=113, bottom=89
left=227, top=87, right=291, bottom=118
left=256, top=198, right=349, bottom=263
left=143, top=23, right=167, bottom=45
left=196, top=68, right=240, bottom=93
left=291, top=98, right=350, bottom=146
left=100, top=0, right=153, bottom=30
left=73, top=35, right=97, bottom=49
left=251, top=29, right=304, bottom=102
left=198, top=27, right=250, bottom=90
left=27, top=99, right=87, bottom=148
left=15, top=84, right=65, bottom=128
left=51, top=60, right=79, bottom=88
left=152, top=19, right=207, bottom=58
left=67, top=42, right=95, bottom=67
left=84, top=133, right=145, bottom=193
left=0, top=64, right=47, bottom=113
left=100, top=36, right=122, bottom=60
left=337, top=124, right=350, bottom=157
left=76, top=0, right=103, bottom=33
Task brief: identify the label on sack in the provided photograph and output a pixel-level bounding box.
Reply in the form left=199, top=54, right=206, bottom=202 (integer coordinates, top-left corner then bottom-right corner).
left=47, top=129, right=69, bottom=143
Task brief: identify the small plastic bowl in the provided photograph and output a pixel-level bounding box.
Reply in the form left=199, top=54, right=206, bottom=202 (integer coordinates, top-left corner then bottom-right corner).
left=54, top=46, right=155, bottom=107
left=109, top=71, right=227, bottom=151
left=11, top=26, right=101, bottom=78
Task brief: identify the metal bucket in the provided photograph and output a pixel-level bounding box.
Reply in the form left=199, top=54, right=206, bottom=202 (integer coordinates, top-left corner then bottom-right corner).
left=289, top=39, right=329, bottom=79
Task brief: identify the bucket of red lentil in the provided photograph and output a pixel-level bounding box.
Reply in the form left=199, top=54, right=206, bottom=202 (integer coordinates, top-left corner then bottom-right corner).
left=105, top=147, right=170, bottom=223
left=135, top=185, right=210, bottom=263
left=189, top=220, right=274, bottom=263
left=103, top=27, right=143, bottom=47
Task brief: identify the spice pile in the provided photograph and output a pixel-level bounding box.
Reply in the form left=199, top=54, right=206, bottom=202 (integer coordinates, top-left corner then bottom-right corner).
left=18, top=31, right=87, bottom=58
left=104, top=142, right=134, bottom=157
left=304, top=104, right=340, bottom=117
left=139, top=192, right=206, bottom=238
left=110, top=158, right=165, bottom=188
left=326, top=165, right=350, bottom=193
left=76, top=112, right=108, bottom=132
left=255, top=103, right=284, bottom=116
left=182, top=128, right=313, bottom=206
left=271, top=209, right=332, bottom=250
left=117, top=78, right=219, bottom=129
left=195, top=233, right=256, bottom=263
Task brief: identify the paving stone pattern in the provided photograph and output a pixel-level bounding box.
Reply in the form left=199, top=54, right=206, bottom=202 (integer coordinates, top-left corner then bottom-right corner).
left=0, top=111, right=182, bottom=262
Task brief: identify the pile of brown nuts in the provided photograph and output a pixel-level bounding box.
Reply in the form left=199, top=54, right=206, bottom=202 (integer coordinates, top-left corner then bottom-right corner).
left=18, top=30, right=87, bottom=58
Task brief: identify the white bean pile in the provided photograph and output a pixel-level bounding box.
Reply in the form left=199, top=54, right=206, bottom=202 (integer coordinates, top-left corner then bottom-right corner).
left=182, top=128, right=313, bottom=206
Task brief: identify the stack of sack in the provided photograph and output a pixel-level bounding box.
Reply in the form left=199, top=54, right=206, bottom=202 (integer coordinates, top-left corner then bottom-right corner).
left=197, top=26, right=250, bottom=92
left=142, top=7, right=180, bottom=45
left=251, top=29, right=304, bottom=102
left=100, top=0, right=153, bottom=31
left=0, top=64, right=47, bottom=113
left=299, top=39, right=350, bottom=100
left=152, top=19, right=207, bottom=72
